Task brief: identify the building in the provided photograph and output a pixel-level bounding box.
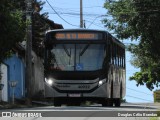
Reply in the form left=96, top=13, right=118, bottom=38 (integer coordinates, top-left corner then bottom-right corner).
left=0, top=20, right=63, bottom=102
left=0, top=44, right=25, bottom=102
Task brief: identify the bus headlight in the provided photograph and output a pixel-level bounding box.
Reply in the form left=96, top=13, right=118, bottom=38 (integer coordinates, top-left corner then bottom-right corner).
left=45, top=78, right=54, bottom=86
left=98, top=79, right=106, bottom=87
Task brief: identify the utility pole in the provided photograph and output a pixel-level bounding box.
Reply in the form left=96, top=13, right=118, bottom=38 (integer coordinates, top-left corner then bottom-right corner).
left=26, top=0, right=32, bottom=106
left=80, top=0, right=83, bottom=28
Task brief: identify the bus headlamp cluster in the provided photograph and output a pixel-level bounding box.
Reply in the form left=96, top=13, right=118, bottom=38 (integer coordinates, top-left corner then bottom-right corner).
left=45, top=78, right=54, bottom=86
left=98, top=79, right=106, bottom=87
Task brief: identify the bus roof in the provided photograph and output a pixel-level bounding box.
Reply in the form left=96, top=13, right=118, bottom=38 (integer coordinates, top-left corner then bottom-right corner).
left=46, top=28, right=108, bottom=33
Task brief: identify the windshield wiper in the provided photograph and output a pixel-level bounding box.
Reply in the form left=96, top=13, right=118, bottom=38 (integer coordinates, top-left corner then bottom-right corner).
left=62, top=45, right=71, bottom=57
left=62, top=44, right=71, bottom=65
left=79, top=44, right=90, bottom=56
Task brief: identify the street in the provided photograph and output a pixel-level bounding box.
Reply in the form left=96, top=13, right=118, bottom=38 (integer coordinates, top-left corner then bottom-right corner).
left=0, top=103, right=159, bottom=120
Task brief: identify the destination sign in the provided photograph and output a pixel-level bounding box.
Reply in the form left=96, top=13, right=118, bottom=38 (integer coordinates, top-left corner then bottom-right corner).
left=54, top=32, right=102, bottom=40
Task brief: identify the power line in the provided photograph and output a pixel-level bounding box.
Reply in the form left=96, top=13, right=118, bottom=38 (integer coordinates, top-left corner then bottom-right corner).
left=46, top=12, right=105, bottom=17
left=48, top=11, right=106, bottom=29
left=126, top=95, right=152, bottom=102
left=127, top=87, right=153, bottom=96
left=56, top=14, right=107, bottom=30
left=43, top=4, right=107, bottom=17
left=44, top=5, right=103, bottom=11
left=87, top=15, right=107, bottom=29
left=85, top=20, right=106, bottom=29
left=45, top=11, right=110, bottom=25
left=43, top=6, right=102, bottom=13
left=45, top=6, right=160, bottom=18
left=45, top=0, right=79, bottom=27
left=62, top=6, right=102, bottom=9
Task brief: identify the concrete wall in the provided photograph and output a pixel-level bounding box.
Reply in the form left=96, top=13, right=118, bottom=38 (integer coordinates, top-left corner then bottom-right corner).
left=31, top=51, right=44, bottom=98
left=0, top=63, right=8, bottom=102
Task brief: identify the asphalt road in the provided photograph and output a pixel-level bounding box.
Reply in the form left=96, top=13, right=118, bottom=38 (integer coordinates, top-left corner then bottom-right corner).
left=0, top=103, right=160, bottom=120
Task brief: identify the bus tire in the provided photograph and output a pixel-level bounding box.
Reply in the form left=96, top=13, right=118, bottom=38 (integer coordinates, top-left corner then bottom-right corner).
left=114, top=84, right=122, bottom=107
left=102, top=99, right=108, bottom=107
left=114, top=98, right=121, bottom=107
left=108, top=99, right=113, bottom=106
left=54, top=98, right=61, bottom=107
left=108, top=82, right=113, bottom=107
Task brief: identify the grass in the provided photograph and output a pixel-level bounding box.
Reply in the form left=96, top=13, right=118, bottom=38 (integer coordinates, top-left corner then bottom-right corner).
left=150, top=117, right=160, bottom=120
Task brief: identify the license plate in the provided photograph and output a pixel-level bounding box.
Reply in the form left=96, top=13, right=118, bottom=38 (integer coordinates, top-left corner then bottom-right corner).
left=68, top=93, right=81, bottom=97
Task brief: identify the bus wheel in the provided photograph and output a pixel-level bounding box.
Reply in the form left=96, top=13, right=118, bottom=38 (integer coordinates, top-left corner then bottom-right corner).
left=107, top=99, right=113, bottom=106
left=114, top=98, right=121, bottom=107
left=102, top=99, right=113, bottom=107
left=114, top=84, right=122, bottom=107
left=68, top=103, right=81, bottom=106
left=102, top=99, right=108, bottom=107
left=54, top=98, right=61, bottom=107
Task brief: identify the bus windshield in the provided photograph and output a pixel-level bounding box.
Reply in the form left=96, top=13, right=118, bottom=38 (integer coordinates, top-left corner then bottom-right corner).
left=49, top=44, right=106, bottom=71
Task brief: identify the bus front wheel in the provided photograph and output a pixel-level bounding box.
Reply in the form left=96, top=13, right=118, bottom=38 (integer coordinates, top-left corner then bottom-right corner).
left=54, top=98, right=61, bottom=107
left=114, top=98, right=121, bottom=107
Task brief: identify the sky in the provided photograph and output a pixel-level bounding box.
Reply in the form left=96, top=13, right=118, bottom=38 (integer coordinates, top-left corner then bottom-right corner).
left=41, top=0, right=157, bottom=103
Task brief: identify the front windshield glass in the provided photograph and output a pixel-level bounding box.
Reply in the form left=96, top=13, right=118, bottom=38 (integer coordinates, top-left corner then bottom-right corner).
left=50, top=44, right=106, bottom=71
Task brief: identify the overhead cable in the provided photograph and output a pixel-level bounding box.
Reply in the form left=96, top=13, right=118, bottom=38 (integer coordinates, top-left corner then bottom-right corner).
left=127, top=87, right=153, bottom=96
left=126, top=95, right=152, bottom=102
left=45, top=0, right=79, bottom=27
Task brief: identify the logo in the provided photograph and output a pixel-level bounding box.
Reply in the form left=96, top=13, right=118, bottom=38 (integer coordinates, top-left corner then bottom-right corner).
left=76, top=63, right=83, bottom=71
left=2, top=112, right=11, bottom=117
left=1, top=112, right=42, bottom=117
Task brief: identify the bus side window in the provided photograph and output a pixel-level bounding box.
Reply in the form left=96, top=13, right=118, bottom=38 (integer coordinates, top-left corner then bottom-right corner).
left=113, top=43, right=116, bottom=65
left=123, top=49, right=125, bottom=68
left=117, top=45, right=119, bottom=66
left=115, top=44, right=117, bottom=66
left=110, top=41, right=113, bottom=64
left=117, top=44, right=120, bottom=67
left=121, top=48, right=124, bottom=67
left=112, top=42, right=115, bottom=65
left=120, top=48, right=122, bottom=67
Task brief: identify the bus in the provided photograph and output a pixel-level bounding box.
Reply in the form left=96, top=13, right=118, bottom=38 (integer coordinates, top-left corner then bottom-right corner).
left=44, top=29, right=126, bottom=107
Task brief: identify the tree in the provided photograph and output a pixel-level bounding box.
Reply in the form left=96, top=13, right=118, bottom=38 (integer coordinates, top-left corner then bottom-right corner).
left=32, top=0, right=63, bottom=57
left=103, top=0, right=160, bottom=90
left=32, top=0, right=49, bottom=57
left=0, top=0, right=49, bottom=63
left=0, top=0, right=26, bottom=63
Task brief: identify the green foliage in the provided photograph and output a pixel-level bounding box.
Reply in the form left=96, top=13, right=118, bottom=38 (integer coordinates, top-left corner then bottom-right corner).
left=154, top=90, right=160, bottom=102
left=149, top=117, right=159, bottom=120
left=0, top=0, right=26, bottom=63
left=103, top=0, right=160, bottom=90
left=0, top=0, right=48, bottom=64
left=121, top=98, right=126, bottom=103
left=32, top=0, right=49, bottom=57
left=103, top=0, right=138, bottom=39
